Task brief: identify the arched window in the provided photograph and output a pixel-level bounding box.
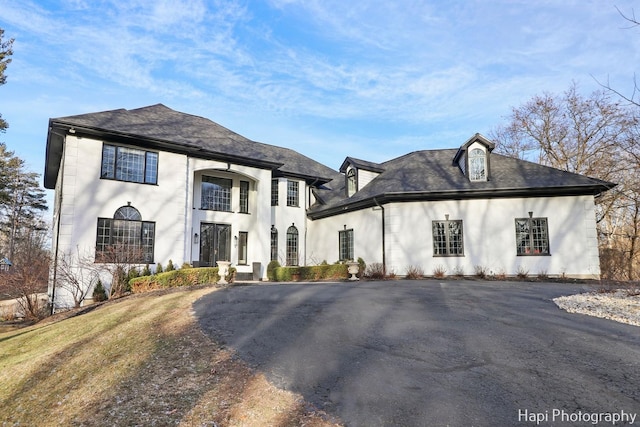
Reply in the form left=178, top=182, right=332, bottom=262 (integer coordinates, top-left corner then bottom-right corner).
left=286, top=225, right=299, bottom=266
left=347, top=168, right=357, bottom=197
left=270, top=227, right=278, bottom=261
left=96, top=205, right=155, bottom=263
left=114, top=205, right=142, bottom=221
left=469, top=148, right=486, bottom=181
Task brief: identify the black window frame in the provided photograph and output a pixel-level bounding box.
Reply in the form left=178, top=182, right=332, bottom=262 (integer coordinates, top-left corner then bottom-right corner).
left=239, top=180, right=250, bottom=213
left=287, top=180, right=299, bottom=207
left=201, top=176, right=233, bottom=211
left=95, top=205, right=155, bottom=264
left=100, top=143, right=158, bottom=185
left=432, top=218, right=464, bottom=257
left=270, top=227, right=278, bottom=261
left=339, top=228, right=354, bottom=261
left=271, top=179, right=279, bottom=206
left=238, top=231, right=248, bottom=265
left=286, top=225, right=299, bottom=266
left=515, top=215, right=550, bottom=256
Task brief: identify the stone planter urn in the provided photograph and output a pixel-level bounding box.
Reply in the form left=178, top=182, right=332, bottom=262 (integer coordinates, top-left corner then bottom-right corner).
left=216, top=261, right=231, bottom=285
left=346, top=261, right=360, bottom=281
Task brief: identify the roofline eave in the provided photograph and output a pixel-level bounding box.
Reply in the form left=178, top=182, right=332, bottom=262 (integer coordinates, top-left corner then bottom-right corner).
left=307, top=184, right=615, bottom=220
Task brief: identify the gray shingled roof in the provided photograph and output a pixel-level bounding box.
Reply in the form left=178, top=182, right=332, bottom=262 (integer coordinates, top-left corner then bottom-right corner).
left=45, top=104, right=615, bottom=219
left=309, top=149, right=615, bottom=219
left=45, top=104, right=337, bottom=188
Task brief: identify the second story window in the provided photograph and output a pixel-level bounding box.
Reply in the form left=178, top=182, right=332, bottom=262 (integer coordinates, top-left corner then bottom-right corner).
left=469, top=148, right=486, bottom=182
left=239, top=180, right=249, bottom=213
left=201, top=176, right=232, bottom=211
left=101, top=144, right=158, bottom=184
left=347, top=169, right=357, bottom=197
left=287, top=180, right=299, bottom=207
left=271, top=179, right=279, bottom=206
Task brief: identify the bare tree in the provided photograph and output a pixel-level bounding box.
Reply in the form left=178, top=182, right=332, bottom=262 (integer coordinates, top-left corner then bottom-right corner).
left=55, top=247, right=100, bottom=308
left=491, top=84, right=640, bottom=280
left=95, top=243, right=145, bottom=298
left=594, top=7, right=640, bottom=107
left=0, top=222, right=50, bottom=319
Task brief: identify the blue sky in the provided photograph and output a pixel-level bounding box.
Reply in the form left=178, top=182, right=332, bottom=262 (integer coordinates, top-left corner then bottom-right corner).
left=0, top=0, right=639, bottom=189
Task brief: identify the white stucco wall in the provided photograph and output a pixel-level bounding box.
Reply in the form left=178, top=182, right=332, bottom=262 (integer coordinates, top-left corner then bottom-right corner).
left=270, top=178, right=308, bottom=266
left=306, top=207, right=384, bottom=265
left=308, top=195, right=600, bottom=279
left=186, top=159, right=273, bottom=276
left=51, top=136, right=190, bottom=307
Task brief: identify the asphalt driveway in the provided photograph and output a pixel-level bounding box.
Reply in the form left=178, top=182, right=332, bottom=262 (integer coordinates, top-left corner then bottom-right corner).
left=194, top=280, right=640, bottom=426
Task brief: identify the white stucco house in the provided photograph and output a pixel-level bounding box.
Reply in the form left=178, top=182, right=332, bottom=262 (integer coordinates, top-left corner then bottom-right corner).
left=44, top=104, right=613, bottom=309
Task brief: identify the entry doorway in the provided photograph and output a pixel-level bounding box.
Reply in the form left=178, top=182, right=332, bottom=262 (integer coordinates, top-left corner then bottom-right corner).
left=199, top=223, right=231, bottom=266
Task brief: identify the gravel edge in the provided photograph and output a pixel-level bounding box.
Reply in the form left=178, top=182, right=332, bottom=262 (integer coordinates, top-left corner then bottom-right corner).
left=553, top=290, right=640, bottom=327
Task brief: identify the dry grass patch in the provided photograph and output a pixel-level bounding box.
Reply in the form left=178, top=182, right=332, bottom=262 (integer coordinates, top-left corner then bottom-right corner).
left=0, top=287, right=340, bottom=426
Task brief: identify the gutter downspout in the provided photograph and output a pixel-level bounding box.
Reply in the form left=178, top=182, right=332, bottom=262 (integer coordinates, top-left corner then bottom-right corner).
left=373, top=197, right=386, bottom=275
left=50, top=137, right=66, bottom=315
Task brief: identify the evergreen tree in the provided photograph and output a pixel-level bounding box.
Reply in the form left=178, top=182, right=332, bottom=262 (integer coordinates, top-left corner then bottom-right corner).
left=0, top=151, right=48, bottom=260
left=0, top=28, right=14, bottom=132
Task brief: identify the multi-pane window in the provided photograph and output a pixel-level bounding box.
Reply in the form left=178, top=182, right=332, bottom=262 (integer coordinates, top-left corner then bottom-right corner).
left=432, top=219, right=464, bottom=256
left=515, top=215, right=550, bottom=255
left=347, top=169, right=357, bottom=197
left=287, top=180, right=299, bottom=207
left=239, top=181, right=250, bottom=213
left=286, top=225, right=299, bottom=266
left=96, top=205, right=155, bottom=263
left=201, top=176, right=232, bottom=211
left=101, top=144, right=158, bottom=184
left=469, top=148, right=486, bottom=181
left=238, top=231, right=248, bottom=265
left=339, top=229, right=354, bottom=261
left=271, top=179, right=279, bottom=206
left=270, top=228, right=278, bottom=261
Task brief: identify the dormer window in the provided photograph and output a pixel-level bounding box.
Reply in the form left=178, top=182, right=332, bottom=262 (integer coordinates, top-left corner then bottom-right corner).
left=347, top=168, right=357, bottom=197
left=469, top=148, right=486, bottom=181
left=339, top=156, right=385, bottom=198
left=453, top=133, right=495, bottom=183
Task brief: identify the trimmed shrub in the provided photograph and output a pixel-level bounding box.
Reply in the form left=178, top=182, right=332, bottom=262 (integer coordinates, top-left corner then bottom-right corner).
left=155, top=263, right=163, bottom=274
left=267, top=260, right=280, bottom=281
left=272, top=264, right=349, bottom=281
left=129, top=267, right=235, bottom=293
left=181, top=262, right=192, bottom=269
left=166, top=259, right=175, bottom=272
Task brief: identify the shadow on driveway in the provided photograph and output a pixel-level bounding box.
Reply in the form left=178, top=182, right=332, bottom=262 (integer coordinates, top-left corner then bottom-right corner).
left=194, top=280, right=640, bottom=426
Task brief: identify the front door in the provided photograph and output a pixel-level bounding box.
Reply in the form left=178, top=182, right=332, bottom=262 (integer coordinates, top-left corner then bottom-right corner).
left=199, top=223, right=231, bottom=266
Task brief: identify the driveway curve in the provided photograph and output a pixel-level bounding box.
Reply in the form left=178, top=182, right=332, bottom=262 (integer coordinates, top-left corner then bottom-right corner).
left=194, top=280, right=640, bottom=426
